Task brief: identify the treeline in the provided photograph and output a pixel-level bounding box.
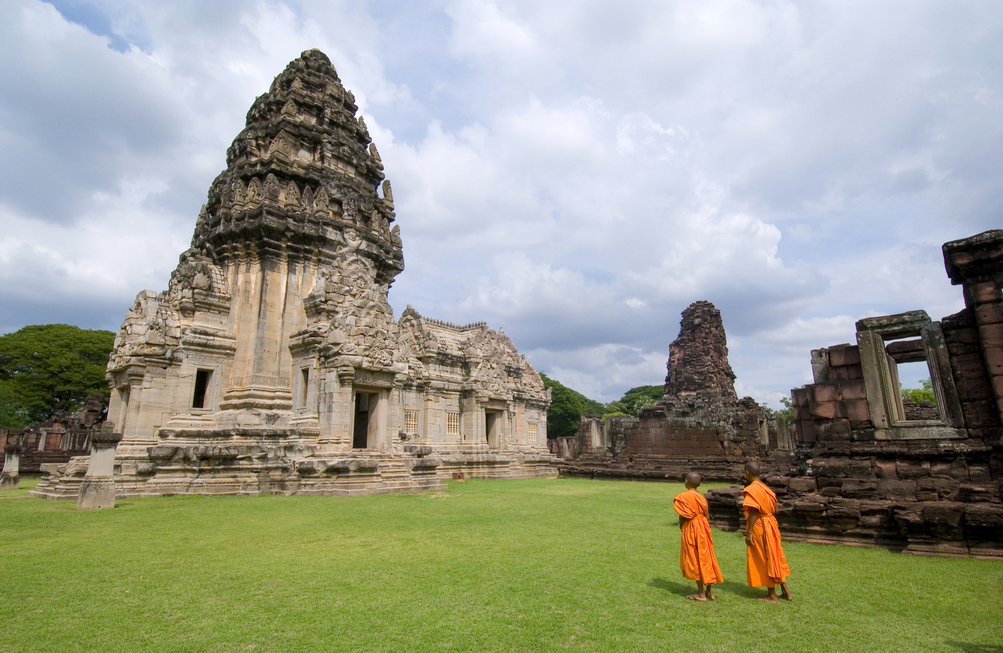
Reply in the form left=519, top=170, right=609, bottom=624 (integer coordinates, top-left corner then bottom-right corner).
left=539, top=373, right=663, bottom=439
left=0, top=324, right=116, bottom=429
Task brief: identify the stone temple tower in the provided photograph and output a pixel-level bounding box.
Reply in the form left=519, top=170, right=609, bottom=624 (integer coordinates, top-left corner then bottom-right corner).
left=33, top=50, right=554, bottom=498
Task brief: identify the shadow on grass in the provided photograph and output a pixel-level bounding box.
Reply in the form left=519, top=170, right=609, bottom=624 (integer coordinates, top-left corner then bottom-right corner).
left=649, top=578, right=762, bottom=600
left=945, top=643, right=1003, bottom=653
left=649, top=577, right=693, bottom=597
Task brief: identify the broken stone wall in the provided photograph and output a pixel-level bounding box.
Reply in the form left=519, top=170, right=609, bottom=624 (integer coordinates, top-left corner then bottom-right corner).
left=709, top=230, right=1003, bottom=558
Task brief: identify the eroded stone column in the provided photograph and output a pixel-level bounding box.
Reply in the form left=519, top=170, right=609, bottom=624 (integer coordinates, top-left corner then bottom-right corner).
left=0, top=442, right=21, bottom=490
left=77, top=424, right=123, bottom=510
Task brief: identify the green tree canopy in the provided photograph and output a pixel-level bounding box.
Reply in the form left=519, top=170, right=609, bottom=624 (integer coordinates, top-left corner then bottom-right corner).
left=539, top=373, right=606, bottom=439
left=0, top=324, right=115, bottom=429
left=902, top=378, right=936, bottom=405
left=605, top=385, right=664, bottom=417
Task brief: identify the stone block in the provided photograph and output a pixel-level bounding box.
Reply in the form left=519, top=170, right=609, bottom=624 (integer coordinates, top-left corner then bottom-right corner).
left=844, top=399, right=870, bottom=422
left=829, top=367, right=851, bottom=381
left=930, top=459, right=968, bottom=481
left=840, top=380, right=867, bottom=400
left=828, top=345, right=861, bottom=367
left=76, top=478, right=116, bottom=509
left=874, top=460, right=898, bottom=480
left=801, top=420, right=816, bottom=443
left=813, top=383, right=842, bottom=402
left=877, top=479, right=917, bottom=498
left=840, top=480, right=877, bottom=498
left=793, top=497, right=826, bottom=513
left=976, top=302, right=1003, bottom=325
left=979, top=322, right=1003, bottom=348
left=948, top=341, right=982, bottom=356
left=922, top=502, right=964, bottom=528
left=957, top=484, right=999, bottom=502
left=896, top=460, right=931, bottom=479
left=955, top=377, right=994, bottom=401
left=788, top=477, right=817, bottom=493
left=961, top=400, right=998, bottom=427
left=968, top=463, right=992, bottom=482
left=984, top=346, right=1003, bottom=375
left=969, top=281, right=1002, bottom=304
left=952, top=353, right=989, bottom=377
left=813, top=459, right=850, bottom=478
left=809, top=401, right=837, bottom=419
left=963, top=503, right=1003, bottom=527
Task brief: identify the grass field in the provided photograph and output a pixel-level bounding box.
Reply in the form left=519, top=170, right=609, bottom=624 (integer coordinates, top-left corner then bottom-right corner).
left=1, top=477, right=1001, bottom=652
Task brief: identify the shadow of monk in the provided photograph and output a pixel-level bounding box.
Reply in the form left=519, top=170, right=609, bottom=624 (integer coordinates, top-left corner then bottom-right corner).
left=944, top=643, right=1003, bottom=653
left=648, top=578, right=693, bottom=598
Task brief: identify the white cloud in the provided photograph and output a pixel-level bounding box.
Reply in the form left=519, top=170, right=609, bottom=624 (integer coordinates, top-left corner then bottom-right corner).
left=1, top=0, right=1001, bottom=412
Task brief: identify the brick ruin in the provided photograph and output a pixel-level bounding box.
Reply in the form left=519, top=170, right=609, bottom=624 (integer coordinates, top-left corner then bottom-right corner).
left=32, top=50, right=554, bottom=500
left=558, top=301, right=789, bottom=481
left=708, top=230, right=1003, bottom=558
left=0, top=393, right=105, bottom=474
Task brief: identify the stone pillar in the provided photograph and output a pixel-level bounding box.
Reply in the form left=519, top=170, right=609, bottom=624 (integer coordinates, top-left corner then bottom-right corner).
left=77, top=423, right=123, bottom=510
left=0, top=442, right=22, bottom=490
left=943, top=230, right=1003, bottom=422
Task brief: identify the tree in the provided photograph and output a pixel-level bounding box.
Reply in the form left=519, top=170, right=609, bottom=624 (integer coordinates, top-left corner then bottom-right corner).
left=605, top=385, right=664, bottom=417
left=0, top=324, right=116, bottom=429
left=539, top=373, right=606, bottom=439
left=775, top=397, right=794, bottom=425
left=902, top=378, right=936, bottom=405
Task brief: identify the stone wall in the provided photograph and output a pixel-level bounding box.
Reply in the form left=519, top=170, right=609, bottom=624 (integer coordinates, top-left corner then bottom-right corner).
left=708, top=230, right=1003, bottom=558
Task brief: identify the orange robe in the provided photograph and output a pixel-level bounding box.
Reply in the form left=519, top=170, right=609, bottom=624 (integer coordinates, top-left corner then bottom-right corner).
left=673, top=489, right=724, bottom=585
left=743, top=479, right=791, bottom=588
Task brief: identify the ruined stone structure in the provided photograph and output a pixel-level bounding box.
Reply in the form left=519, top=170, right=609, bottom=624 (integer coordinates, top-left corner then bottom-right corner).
left=32, top=50, right=553, bottom=500
left=708, top=230, right=1003, bottom=558
left=559, top=301, right=788, bottom=481
left=0, top=393, right=104, bottom=474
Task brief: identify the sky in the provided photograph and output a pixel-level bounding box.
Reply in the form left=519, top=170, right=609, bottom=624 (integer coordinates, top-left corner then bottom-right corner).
left=1, top=0, right=1001, bottom=407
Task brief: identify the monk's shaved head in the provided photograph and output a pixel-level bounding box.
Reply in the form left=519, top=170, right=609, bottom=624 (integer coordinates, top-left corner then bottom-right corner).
left=685, top=472, right=702, bottom=488
left=744, top=460, right=761, bottom=477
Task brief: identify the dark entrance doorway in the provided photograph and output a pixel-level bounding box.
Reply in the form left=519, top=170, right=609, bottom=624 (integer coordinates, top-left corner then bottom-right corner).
left=485, top=409, right=502, bottom=449
left=353, top=391, right=379, bottom=449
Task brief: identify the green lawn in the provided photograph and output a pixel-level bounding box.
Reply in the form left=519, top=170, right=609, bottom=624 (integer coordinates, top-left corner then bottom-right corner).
left=1, top=478, right=1000, bottom=652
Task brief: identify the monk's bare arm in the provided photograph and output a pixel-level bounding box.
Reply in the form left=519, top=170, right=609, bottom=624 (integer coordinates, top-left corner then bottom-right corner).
left=745, top=507, right=759, bottom=546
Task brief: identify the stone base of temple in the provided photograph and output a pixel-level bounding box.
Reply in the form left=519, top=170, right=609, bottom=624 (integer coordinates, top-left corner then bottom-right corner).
left=706, top=476, right=1003, bottom=560
left=0, top=472, right=18, bottom=490
left=558, top=452, right=791, bottom=483
left=30, top=444, right=558, bottom=500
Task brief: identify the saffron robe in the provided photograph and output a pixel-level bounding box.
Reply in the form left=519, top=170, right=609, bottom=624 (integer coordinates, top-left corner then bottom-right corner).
left=673, top=489, right=725, bottom=585
left=743, top=479, right=791, bottom=588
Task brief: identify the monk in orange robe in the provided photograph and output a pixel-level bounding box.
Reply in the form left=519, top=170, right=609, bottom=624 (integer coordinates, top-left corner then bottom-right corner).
left=743, top=460, right=792, bottom=602
left=674, top=472, right=724, bottom=601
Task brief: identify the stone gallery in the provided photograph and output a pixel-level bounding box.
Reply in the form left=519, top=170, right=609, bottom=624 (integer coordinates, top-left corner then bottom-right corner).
left=558, top=301, right=789, bottom=481
left=33, top=50, right=554, bottom=499
left=708, top=230, right=1003, bottom=558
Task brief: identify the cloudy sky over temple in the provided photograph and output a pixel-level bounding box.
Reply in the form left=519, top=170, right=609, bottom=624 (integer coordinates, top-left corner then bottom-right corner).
left=1, top=0, right=1001, bottom=407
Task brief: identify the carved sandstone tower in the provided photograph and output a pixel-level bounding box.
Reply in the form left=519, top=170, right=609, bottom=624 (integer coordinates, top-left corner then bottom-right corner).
left=32, top=50, right=554, bottom=499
